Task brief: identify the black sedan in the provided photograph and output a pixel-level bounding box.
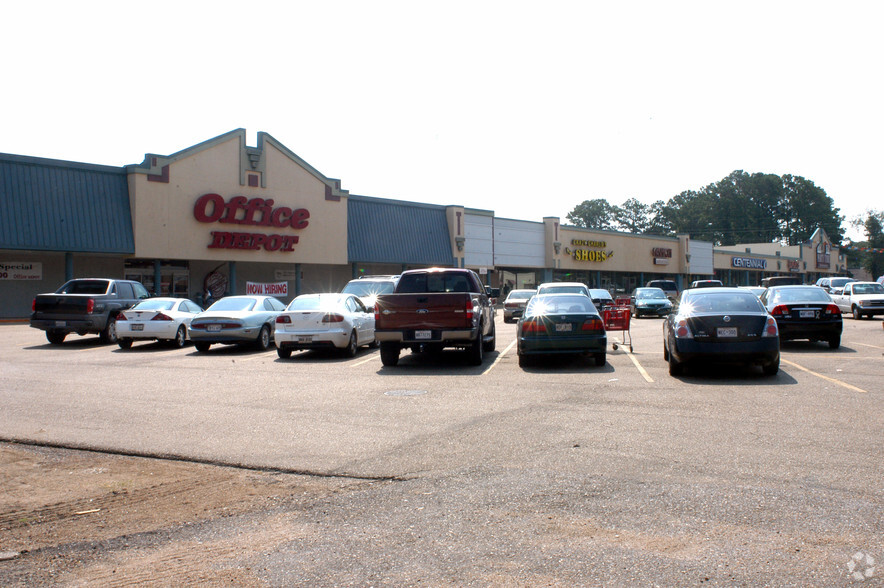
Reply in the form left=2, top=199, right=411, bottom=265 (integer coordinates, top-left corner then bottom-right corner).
left=663, top=287, right=780, bottom=376
left=517, top=293, right=607, bottom=368
left=759, top=285, right=842, bottom=349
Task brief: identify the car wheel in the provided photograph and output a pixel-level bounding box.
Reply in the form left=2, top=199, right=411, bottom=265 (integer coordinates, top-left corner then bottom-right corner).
left=99, top=315, right=118, bottom=344
left=369, top=337, right=380, bottom=349
left=46, top=331, right=66, bottom=345
left=255, top=325, right=271, bottom=351
left=171, top=325, right=187, bottom=348
left=195, top=342, right=211, bottom=353
left=662, top=341, right=669, bottom=361
left=482, top=321, right=496, bottom=352
left=828, top=335, right=841, bottom=349
left=380, top=342, right=399, bottom=367
left=762, top=354, right=780, bottom=376
left=852, top=306, right=862, bottom=320
left=117, top=338, right=133, bottom=350
left=468, top=327, right=484, bottom=366
left=667, top=340, right=683, bottom=376
left=344, top=331, right=358, bottom=358
left=595, top=352, right=606, bottom=367
left=277, top=347, right=292, bottom=359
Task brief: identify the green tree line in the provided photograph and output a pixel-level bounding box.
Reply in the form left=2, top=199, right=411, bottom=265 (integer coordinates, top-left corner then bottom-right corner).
left=566, top=170, right=845, bottom=247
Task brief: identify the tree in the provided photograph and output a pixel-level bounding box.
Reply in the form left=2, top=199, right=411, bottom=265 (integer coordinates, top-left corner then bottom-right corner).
left=852, top=210, right=884, bottom=278
left=613, top=198, right=650, bottom=233
left=780, top=175, right=844, bottom=245
left=566, top=199, right=615, bottom=230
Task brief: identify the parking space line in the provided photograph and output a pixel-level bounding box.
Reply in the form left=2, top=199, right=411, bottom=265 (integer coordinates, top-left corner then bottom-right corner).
left=855, top=342, right=884, bottom=350
left=484, top=339, right=517, bottom=374
left=781, top=359, right=867, bottom=393
left=624, top=349, right=654, bottom=383
left=352, top=354, right=379, bottom=367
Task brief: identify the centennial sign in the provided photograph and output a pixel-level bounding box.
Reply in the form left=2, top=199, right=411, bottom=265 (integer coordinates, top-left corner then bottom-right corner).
left=653, top=247, right=672, bottom=265
left=193, top=193, right=310, bottom=252
left=732, top=256, right=767, bottom=270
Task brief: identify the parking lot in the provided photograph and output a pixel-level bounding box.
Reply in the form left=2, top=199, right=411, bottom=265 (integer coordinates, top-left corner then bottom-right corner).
left=2, top=315, right=882, bottom=585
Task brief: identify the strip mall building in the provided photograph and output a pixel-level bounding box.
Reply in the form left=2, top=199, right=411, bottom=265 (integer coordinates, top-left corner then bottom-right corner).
left=0, top=129, right=849, bottom=319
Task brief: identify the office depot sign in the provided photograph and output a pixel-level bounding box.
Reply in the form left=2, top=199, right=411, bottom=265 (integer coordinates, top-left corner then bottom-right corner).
left=193, top=193, right=309, bottom=252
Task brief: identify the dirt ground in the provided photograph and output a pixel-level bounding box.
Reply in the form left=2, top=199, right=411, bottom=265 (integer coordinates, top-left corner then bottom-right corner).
left=0, top=442, right=358, bottom=586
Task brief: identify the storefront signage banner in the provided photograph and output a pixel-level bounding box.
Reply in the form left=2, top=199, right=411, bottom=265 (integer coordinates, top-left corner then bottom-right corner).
left=565, top=240, right=613, bottom=263
left=194, top=193, right=310, bottom=253
left=0, top=262, right=42, bottom=280
left=245, top=281, right=288, bottom=297
left=732, top=257, right=767, bottom=270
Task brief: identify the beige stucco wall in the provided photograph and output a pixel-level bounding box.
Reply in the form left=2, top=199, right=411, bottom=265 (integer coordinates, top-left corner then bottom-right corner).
left=129, top=135, right=348, bottom=265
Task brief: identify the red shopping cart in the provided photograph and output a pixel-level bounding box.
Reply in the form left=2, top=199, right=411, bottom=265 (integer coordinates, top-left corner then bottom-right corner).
left=603, top=305, right=632, bottom=352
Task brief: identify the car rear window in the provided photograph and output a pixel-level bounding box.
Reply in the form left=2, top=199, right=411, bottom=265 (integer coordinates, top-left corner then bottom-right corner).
left=538, top=285, right=587, bottom=295
left=527, top=295, right=595, bottom=315
left=506, top=291, right=534, bottom=300
left=768, top=288, right=831, bottom=304
left=342, top=281, right=395, bottom=297
left=397, top=272, right=474, bottom=293
left=132, top=300, right=175, bottom=311
left=57, top=280, right=110, bottom=295
left=207, top=298, right=256, bottom=312
left=684, top=292, right=764, bottom=313
left=287, top=295, right=341, bottom=311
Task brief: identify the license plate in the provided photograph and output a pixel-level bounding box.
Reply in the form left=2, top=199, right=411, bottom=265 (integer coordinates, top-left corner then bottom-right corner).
left=717, top=327, right=738, bottom=337
left=55, top=321, right=66, bottom=327
left=297, top=335, right=312, bottom=343
left=132, top=324, right=144, bottom=331
left=799, top=310, right=815, bottom=318
left=207, top=324, right=222, bottom=332
left=556, top=323, right=572, bottom=332
left=415, top=330, right=432, bottom=339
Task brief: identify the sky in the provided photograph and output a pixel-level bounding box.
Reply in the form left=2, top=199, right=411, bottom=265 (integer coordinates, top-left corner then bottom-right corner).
left=3, top=1, right=882, bottom=242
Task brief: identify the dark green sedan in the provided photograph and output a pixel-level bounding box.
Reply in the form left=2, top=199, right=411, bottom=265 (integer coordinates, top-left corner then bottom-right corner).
left=517, top=293, right=607, bottom=368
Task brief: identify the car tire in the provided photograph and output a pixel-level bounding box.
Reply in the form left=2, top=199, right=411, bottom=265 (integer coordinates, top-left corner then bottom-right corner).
left=468, top=327, right=484, bottom=366
left=117, top=338, right=133, bottom=350
left=852, top=306, right=862, bottom=320
left=99, top=315, right=118, bottom=344
left=595, top=352, right=606, bottom=367
left=46, top=331, right=66, bottom=345
left=344, top=331, right=358, bottom=358
left=483, top=321, right=496, bottom=352
left=668, top=341, right=683, bottom=376
left=255, top=325, right=271, bottom=351
left=828, top=335, right=841, bottom=350
left=380, top=342, right=399, bottom=367
left=762, top=354, right=780, bottom=376
left=171, top=325, right=187, bottom=348
left=277, top=347, right=292, bottom=359
left=195, top=342, right=211, bottom=353
left=662, top=341, right=669, bottom=361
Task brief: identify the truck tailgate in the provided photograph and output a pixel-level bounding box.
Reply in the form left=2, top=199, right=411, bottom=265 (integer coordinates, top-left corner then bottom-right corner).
left=376, top=293, right=472, bottom=330
left=33, top=294, right=93, bottom=315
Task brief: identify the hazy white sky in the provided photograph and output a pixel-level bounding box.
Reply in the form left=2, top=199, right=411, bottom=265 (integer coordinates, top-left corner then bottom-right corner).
left=3, top=1, right=881, bottom=240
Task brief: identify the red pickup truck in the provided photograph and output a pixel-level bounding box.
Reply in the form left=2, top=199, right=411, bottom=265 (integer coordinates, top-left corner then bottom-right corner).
left=374, top=268, right=496, bottom=366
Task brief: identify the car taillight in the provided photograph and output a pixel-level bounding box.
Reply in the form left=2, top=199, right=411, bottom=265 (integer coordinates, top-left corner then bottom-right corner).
left=86, top=298, right=95, bottom=314
left=117, top=313, right=128, bottom=321
left=465, top=299, right=474, bottom=320
left=322, top=313, right=344, bottom=323
left=763, top=317, right=779, bottom=337
left=32, top=298, right=36, bottom=312
left=276, top=315, right=291, bottom=324
left=674, top=319, right=692, bottom=339
left=770, top=305, right=789, bottom=316
left=581, top=317, right=604, bottom=332
left=151, top=313, right=172, bottom=321
left=824, top=304, right=840, bottom=315
left=522, top=319, right=547, bottom=333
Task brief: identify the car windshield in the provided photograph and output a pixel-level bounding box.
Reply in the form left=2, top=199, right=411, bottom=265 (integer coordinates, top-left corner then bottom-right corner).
left=681, top=292, right=764, bottom=314
left=506, top=291, right=534, bottom=300
left=539, top=286, right=586, bottom=295
left=286, top=295, right=342, bottom=311
left=769, top=288, right=831, bottom=304
left=342, top=281, right=395, bottom=297
left=853, top=283, right=884, bottom=295
left=635, top=289, right=666, bottom=299
left=207, top=298, right=257, bottom=312
left=57, top=280, right=110, bottom=295
left=648, top=282, right=676, bottom=290
left=526, top=295, right=595, bottom=315
left=131, top=300, right=175, bottom=311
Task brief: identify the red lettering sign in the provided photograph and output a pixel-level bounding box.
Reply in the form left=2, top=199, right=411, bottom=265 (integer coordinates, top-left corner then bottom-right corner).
left=195, top=194, right=309, bottom=253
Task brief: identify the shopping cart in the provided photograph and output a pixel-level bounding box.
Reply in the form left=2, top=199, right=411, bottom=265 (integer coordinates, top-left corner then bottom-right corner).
left=603, top=305, right=632, bottom=352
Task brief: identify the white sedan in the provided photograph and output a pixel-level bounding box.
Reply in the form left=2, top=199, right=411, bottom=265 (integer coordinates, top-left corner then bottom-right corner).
left=275, top=293, right=376, bottom=359
left=116, top=297, right=203, bottom=349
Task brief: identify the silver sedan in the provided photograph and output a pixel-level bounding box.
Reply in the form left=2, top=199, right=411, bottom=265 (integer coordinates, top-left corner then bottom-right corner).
left=189, top=295, right=286, bottom=352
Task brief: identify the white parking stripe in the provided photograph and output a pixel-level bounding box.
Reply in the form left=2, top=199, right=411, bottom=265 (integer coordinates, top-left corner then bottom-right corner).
left=854, top=342, right=884, bottom=350
left=625, top=349, right=654, bottom=383
left=483, top=339, right=517, bottom=374
left=352, top=354, right=379, bottom=367
left=781, top=359, right=868, bottom=393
